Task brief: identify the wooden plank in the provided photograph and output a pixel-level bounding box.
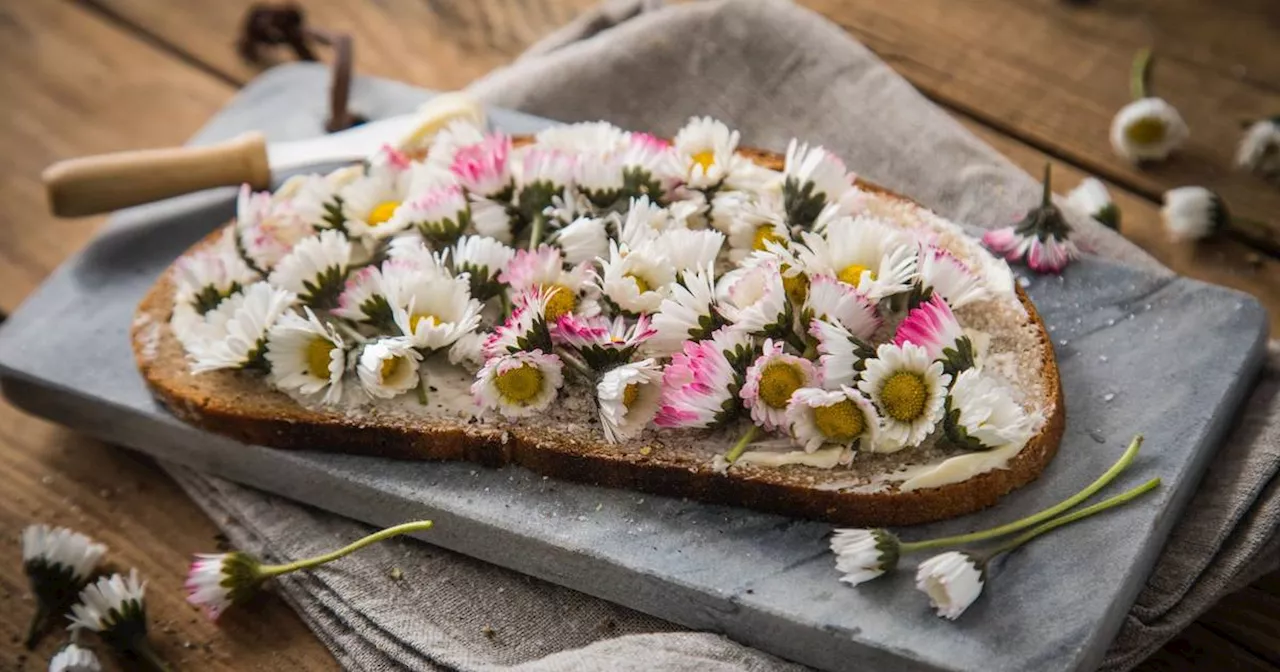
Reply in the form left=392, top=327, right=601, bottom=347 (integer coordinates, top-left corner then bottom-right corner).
left=0, top=0, right=233, bottom=314
left=801, top=0, right=1280, bottom=237
left=1198, top=581, right=1280, bottom=667
left=0, top=397, right=336, bottom=671
left=1137, top=622, right=1277, bottom=672
left=80, top=0, right=600, bottom=89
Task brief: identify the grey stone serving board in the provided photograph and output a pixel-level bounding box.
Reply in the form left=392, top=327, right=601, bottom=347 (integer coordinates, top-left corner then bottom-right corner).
left=0, top=63, right=1269, bottom=672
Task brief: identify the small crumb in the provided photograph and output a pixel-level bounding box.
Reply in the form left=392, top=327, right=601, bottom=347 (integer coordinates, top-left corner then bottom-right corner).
left=1017, top=276, right=1031, bottom=288
left=482, top=625, right=496, bottom=639
left=1098, top=355, right=1108, bottom=363
left=595, top=503, right=603, bottom=511
left=41, top=476, right=54, bottom=485
left=577, top=515, right=587, bottom=522
left=389, top=567, right=403, bottom=581
left=639, top=446, right=652, bottom=456
left=1103, top=393, right=1115, bottom=402
left=183, top=641, right=195, bottom=650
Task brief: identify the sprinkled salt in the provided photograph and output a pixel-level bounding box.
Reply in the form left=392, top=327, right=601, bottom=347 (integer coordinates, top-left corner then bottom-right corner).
left=1099, top=355, right=1109, bottom=363
left=1103, top=393, right=1115, bottom=402
left=1017, top=276, right=1032, bottom=288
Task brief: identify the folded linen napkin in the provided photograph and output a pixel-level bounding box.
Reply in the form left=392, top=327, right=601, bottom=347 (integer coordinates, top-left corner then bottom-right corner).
left=165, top=1, right=1280, bottom=669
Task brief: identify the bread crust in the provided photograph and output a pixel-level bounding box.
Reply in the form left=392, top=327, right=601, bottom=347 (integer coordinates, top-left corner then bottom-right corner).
left=132, top=149, right=1064, bottom=527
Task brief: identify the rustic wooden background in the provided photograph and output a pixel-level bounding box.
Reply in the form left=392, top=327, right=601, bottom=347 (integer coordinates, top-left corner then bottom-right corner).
left=2, top=0, right=1277, bottom=670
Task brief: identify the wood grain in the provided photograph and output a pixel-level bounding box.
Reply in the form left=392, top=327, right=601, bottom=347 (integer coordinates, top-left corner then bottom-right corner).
left=800, top=0, right=1280, bottom=237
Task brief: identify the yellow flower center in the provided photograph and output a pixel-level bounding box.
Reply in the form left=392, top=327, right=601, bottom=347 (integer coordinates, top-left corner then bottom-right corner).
left=367, top=200, right=402, bottom=227
left=305, top=337, right=336, bottom=380
left=410, top=313, right=441, bottom=332
left=758, top=361, right=806, bottom=409
left=880, top=371, right=928, bottom=422
left=380, top=355, right=406, bottom=382
left=622, top=382, right=641, bottom=409
left=494, top=363, right=544, bottom=404
left=837, top=263, right=876, bottom=288
left=752, top=225, right=786, bottom=251
left=781, top=267, right=809, bottom=306
left=625, top=272, right=651, bottom=294
left=691, top=150, right=716, bottom=171
left=812, top=400, right=865, bottom=442
left=541, top=284, right=577, bottom=322
left=1124, top=117, right=1167, bottom=146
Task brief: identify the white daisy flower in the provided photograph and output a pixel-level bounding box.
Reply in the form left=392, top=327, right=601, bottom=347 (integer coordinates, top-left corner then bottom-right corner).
left=172, top=229, right=259, bottom=314
left=473, top=349, right=565, bottom=418
left=392, top=272, right=483, bottom=352
left=470, top=195, right=517, bottom=243
left=782, top=140, right=857, bottom=228
left=647, top=265, right=726, bottom=356
left=338, top=168, right=413, bottom=241
left=718, top=262, right=791, bottom=338
left=265, top=308, right=347, bottom=405
left=740, top=339, right=821, bottom=431
left=1236, top=117, right=1280, bottom=179
left=1160, top=186, right=1227, bottom=242
left=619, top=132, right=677, bottom=202
left=915, top=245, right=989, bottom=309
left=671, top=116, right=743, bottom=189
left=945, top=369, right=1041, bottom=451
left=857, top=342, right=951, bottom=451
left=1065, top=177, right=1119, bottom=230
left=447, top=329, right=487, bottom=370
left=386, top=237, right=450, bottom=275
left=68, top=569, right=147, bottom=634
left=535, top=121, right=630, bottom=153
left=49, top=642, right=101, bottom=672
left=654, top=331, right=744, bottom=429
left=831, top=528, right=901, bottom=587
left=809, top=317, right=876, bottom=390
left=574, top=153, right=627, bottom=207
left=597, top=358, right=664, bottom=443
left=423, top=119, right=487, bottom=175
left=803, top=274, right=880, bottom=340
left=483, top=288, right=554, bottom=359
left=596, top=240, right=675, bottom=315
left=235, top=182, right=318, bottom=271
left=267, top=229, right=352, bottom=309
left=653, top=228, right=725, bottom=275
left=790, top=218, right=917, bottom=300
left=387, top=183, right=471, bottom=243
left=617, top=195, right=677, bottom=249
left=1110, top=98, right=1189, bottom=163
left=786, top=385, right=880, bottom=453
left=450, top=133, right=513, bottom=198
left=332, top=264, right=399, bottom=328
left=185, top=552, right=264, bottom=621
left=354, top=338, right=422, bottom=399
left=893, top=294, right=968, bottom=364
left=452, top=234, right=515, bottom=301
left=499, top=245, right=594, bottom=322
left=916, top=551, right=985, bottom=620
left=22, top=524, right=108, bottom=649
left=554, top=313, right=656, bottom=370
left=725, top=194, right=790, bottom=262
left=188, top=282, right=297, bottom=374
left=514, top=148, right=577, bottom=221
left=553, top=216, right=611, bottom=266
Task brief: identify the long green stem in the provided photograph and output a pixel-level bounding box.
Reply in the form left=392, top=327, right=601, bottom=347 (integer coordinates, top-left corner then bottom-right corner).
left=985, top=478, right=1161, bottom=558
left=1131, top=47, right=1153, bottom=100
left=260, top=521, right=434, bottom=577
left=724, top=425, right=761, bottom=463
left=527, top=213, right=547, bottom=250
left=900, top=434, right=1143, bottom=553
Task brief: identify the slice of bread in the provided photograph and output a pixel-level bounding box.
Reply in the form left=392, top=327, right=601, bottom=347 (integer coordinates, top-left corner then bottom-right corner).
left=132, top=147, right=1063, bottom=527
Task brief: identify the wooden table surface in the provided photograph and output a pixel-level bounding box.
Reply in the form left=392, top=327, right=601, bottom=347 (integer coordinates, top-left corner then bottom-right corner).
left=2, top=1, right=1277, bottom=670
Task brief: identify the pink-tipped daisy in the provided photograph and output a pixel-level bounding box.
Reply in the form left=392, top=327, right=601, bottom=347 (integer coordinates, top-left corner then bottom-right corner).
left=786, top=386, right=880, bottom=453
left=332, top=264, right=397, bottom=329
left=718, top=262, right=791, bottom=339
left=185, top=552, right=265, bottom=621
left=473, top=349, right=565, bottom=418
left=740, top=339, right=821, bottom=431
left=982, top=165, right=1078, bottom=274
left=809, top=317, right=876, bottom=389
left=647, top=265, right=725, bottom=357
left=803, top=273, right=880, bottom=341
left=554, top=313, right=656, bottom=370
left=388, top=183, right=471, bottom=242
left=654, top=334, right=743, bottom=429
left=482, top=288, right=554, bottom=359
left=499, top=245, right=593, bottom=323
left=893, top=295, right=975, bottom=375
left=916, top=245, right=989, bottom=309
left=450, top=132, right=512, bottom=198
left=596, top=358, right=664, bottom=443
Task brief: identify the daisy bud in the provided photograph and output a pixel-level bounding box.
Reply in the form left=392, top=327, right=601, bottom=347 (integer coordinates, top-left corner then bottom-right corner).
left=830, top=528, right=900, bottom=586
left=21, top=525, right=107, bottom=649
left=49, top=642, right=101, bottom=672
left=1064, top=177, right=1120, bottom=231
left=1235, top=116, right=1280, bottom=180
left=69, top=570, right=168, bottom=671
left=185, top=552, right=266, bottom=621
left=915, top=551, right=985, bottom=620
left=1160, top=186, right=1228, bottom=242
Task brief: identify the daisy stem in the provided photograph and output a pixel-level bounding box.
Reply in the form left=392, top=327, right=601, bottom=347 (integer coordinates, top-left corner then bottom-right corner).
left=527, top=213, right=547, bottom=250
left=1131, top=47, right=1153, bottom=100
left=724, top=425, right=761, bottom=464
left=416, top=378, right=429, bottom=406
left=22, top=604, right=47, bottom=650
left=900, top=434, right=1143, bottom=553
left=259, top=521, right=434, bottom=578
left=129, top=636, right=173, bottom=672
left=982, top=478, right=1161, bottom=560
left=558, top=350, right=595, bottom=381
left=1040, top=162, right=1053, bottom=208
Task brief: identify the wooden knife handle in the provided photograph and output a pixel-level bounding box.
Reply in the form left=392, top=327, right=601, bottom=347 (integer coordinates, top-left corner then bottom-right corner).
left=42, top=132, right=271, bottom=217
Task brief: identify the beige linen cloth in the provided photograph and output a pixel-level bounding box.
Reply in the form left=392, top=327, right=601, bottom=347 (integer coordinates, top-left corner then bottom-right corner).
left=165, top=1, right=1280, bottom=669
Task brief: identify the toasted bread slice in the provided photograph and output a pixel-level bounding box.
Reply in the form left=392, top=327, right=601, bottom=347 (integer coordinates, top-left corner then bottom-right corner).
left=132, top=148, right=1063, bottom=527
